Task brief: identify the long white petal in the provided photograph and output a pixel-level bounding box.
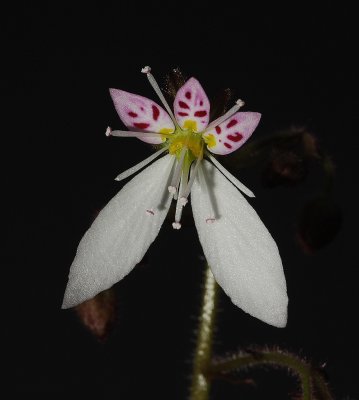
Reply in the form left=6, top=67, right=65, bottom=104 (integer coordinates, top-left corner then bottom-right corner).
left=191, top=160, right=288, bottom=327
left=62, top=154, right=175, bottom=308
left=206, top=153, right=255, bottom=198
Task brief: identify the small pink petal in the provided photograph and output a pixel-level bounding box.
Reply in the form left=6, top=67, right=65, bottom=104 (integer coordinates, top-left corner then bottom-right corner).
left=174, top=78, right=210, bottom=132
left=109, top=89, right=175, bottom=144
left=203, top=112, right=261, bottom=155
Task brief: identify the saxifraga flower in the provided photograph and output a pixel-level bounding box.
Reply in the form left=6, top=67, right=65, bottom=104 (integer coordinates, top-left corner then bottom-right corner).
left=62, top=67, right=288, bottom=328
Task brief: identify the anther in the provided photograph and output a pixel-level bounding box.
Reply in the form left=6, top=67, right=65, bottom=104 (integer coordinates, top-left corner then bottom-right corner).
left=180, top=197, right=188, bottom=206
left=172, top=222, right=181, bottom=230
left=146, top=209, right=155, bottom=216
left=168, top=186, right=177, bottom=194
left=236, top=99, right=245, bottom=107
left=105, top=126, right=112, bottom=136
left=206, top=218, right=216, bottom=224
left=141, top=66, right=151, bottom=74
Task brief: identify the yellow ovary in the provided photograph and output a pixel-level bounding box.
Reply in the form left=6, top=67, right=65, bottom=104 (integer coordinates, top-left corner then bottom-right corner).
left=168, top=133, right=203, bottom=160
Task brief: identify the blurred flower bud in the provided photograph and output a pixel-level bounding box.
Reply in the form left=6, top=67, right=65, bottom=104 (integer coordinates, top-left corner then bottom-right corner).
left=210, top=87, right=232, bottom=121
left=296, top=196, right=342, bottom=253
left=164, top=68, right=186, bottom=101
left=75, top=288, right=116, bottom=340
left=262, top=150, right=307, bottom=187
left=302, top=131, right=320, bottom=159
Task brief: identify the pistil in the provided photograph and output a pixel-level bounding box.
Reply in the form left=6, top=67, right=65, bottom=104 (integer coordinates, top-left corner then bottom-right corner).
left=168, top=147, right=187, bottom=194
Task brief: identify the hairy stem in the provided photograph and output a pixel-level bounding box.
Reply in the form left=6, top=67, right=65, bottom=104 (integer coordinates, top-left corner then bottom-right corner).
left=209, top=349, right=333, bottom=400
left=312, top=369, right=333, bottom=400
left=210, top=350, right=312, bottom=399
left=189, top=265, right=219, bottom=400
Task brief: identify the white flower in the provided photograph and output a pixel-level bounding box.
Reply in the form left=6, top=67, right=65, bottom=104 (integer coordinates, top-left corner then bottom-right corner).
left=62, top=67, right=288, bottom=328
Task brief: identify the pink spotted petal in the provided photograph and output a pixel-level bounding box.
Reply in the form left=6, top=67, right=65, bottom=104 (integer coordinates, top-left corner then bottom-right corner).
left=109, top=89, right=175, bottom=144
left=174, top=78, right=210, bottom=132
left=203, top=112, right=261, bottom=155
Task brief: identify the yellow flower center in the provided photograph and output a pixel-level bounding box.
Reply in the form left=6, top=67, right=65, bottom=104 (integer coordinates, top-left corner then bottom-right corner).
left=167, top=123, right=204, bottom=162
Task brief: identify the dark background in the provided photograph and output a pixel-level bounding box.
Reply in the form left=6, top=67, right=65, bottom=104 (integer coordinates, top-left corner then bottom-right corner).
left=4, top=3, right=358, bottom=399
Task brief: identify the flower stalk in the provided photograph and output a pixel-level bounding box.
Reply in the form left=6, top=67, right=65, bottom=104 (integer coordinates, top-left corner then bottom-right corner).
left=189, top=264, right=219, bottom=400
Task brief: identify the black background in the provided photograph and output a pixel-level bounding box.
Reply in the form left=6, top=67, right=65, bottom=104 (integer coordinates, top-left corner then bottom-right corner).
left=4, top=3, right=358, bottom=398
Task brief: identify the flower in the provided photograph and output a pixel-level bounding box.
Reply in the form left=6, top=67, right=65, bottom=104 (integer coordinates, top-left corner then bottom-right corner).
left=62, top=67, right=288, bottom=328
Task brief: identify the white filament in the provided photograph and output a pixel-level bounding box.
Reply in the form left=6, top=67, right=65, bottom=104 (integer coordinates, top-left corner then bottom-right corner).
left=173, top=170, right=188, bottom=228
left=109, top=129, right=165, bottom=139
left=206, top=153, right=255, bottom=198
left=205, top=99, right=245, bottom=132
left=198, top=164, right=216, bottom=223
left=115, top=147, right=168, bottom=182
left=141, top=66, right=177, bottom=124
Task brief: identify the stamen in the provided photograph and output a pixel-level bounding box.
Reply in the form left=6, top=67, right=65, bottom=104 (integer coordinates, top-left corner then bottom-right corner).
left=173, top=170, right=188, bottom=229
left=168, top=147, right=186, bottom=194
left=206, top=153, right=255, bottom=197
left=198, top=164, right=216, bottom=224
left=115, top=147, right=168, bottom=181
left=145, top=156, right=176, bottom=217
left=141, top=65, right=178, bottom=125
left=108, top=129, right=170, bottom=140
left=204, top=99, right=245, bottom=132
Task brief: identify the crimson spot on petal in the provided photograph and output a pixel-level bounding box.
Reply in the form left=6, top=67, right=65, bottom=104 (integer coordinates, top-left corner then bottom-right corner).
left=152, top=105, right=160, bottom=121
left=200, top=100, right=203, bottom=106
left=128, top=111, right=138, bottom=118
left=194, top=110, right=207, bottom=117
left=215, top=126, right=221, bottom=134
left=226, top=119, right=237, bottom=129
left=224, top=142, right=232, bottom=149
left=179, top=101, right=190, bottom=109
left=178, top=112, right=189, bottom=116
left=228, top=132, right=243, bottom=142
left=134, top=122, right=150, bottom=129
left=185, top=91, right=191, bottom=99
